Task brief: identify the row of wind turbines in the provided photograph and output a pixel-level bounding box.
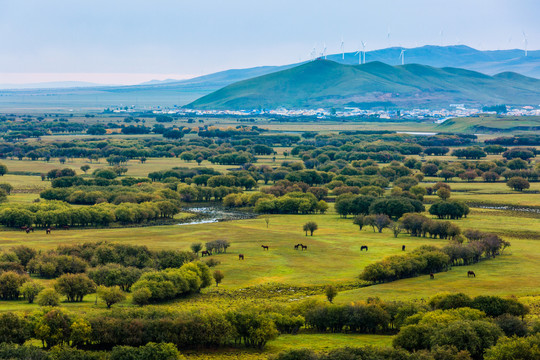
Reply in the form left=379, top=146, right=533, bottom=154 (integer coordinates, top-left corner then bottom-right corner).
left=310, top=31, right=531, bottom=65
left=310, top=38, right=406, bottom=65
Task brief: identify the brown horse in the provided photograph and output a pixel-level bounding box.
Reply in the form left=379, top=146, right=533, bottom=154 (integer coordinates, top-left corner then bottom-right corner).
left=430, top=273, right=435, bottom=279
left=239, top=254, right=245, bottom=260
left=62, top=225, right=70, bottom=230
left=467, top=271, right=476, bottom=278
left=201, top=250, right=211, bottom=257
left=261, top=245, right=269, bottom=251
left=360, top=245, right=368, bottom=251
left=294, top=244, right=300, bottom=250
left=46, top=228, right=52, bottom=234
left=300, top=245, right=307, bottom=251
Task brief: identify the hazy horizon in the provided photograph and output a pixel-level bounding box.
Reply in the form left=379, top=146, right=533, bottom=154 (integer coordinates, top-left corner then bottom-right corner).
left=1, top=0, right=538, bottom=85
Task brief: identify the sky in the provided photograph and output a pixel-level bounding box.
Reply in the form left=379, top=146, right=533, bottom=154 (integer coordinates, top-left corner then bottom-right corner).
left=0, top=0, right=538, bottom=85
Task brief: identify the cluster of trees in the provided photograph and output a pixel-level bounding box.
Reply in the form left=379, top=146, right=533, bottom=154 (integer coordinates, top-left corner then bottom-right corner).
left=0, top=306, right=280, bottom=351
left=400, top=213, right=462, bottom=239
left=360, top=228, right=509, bottom=283
left=0, top=242, right=196, bottom=282
left=254, top=192, right=326, bottom=214
left=429, top=200, right=470, bottom=219
left=361, top=246, right=451, bottom=283
left=0, top=199, right=181, bottom=228
left=336, top=194, right=424, bottom=219
left=131, top=262, right=212, bottom=304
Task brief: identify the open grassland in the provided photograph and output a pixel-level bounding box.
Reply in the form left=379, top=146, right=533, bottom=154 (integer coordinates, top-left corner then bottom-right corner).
left=437, top=115, right=540, bottom=133
left=0, top=205, right=538, bottom=304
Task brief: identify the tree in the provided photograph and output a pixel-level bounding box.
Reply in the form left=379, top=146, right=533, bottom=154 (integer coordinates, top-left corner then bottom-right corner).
left=437, top=187, right=451, bottom=200
left=213, top=270, right=224, bottom=287
left=391, top=222, right=403, bottom=238
left=507, top=177, right=530, bottom=191
left=353, top=215, right=365, bottom=230
left=365, top=214, right=391, bottom=233
left=303, top=221, right=318, bottom=236
left=54, top=274, right=96, bottom=302
left=0, top=163, right=8, bottom=176
left=191, top=242, right=203, bottom=255
left=325, top=285, right=338, bottom=303
left=36, top=288, right=60, bottom=307
left=132, top=287, right=151, bottom=306
left=80, top=165, right=90, bottom=174
left=20, top=281, right=44, bottom=303
left=97, top=286, right=126, bottom=309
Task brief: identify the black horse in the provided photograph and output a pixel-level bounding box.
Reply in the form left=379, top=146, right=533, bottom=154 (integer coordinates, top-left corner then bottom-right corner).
left=467, top=271, right=476, bottom=278
left=360, top=245, right=368, bottom=251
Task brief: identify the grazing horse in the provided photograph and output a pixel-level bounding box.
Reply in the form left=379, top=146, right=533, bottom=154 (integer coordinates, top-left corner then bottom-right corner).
left=402, top=245, right=406, bottom=251
left=360, top=245, right=368, bottom=251
left=62, top=225, right=70, bottom=230
left=239, top=254, right=245, bottom=260
left=46, top=228, right=51, bottom=234
left=201, top=250, right=211, bottom=257
left=467, top=271, right=476, bottom=278
left=294, top=244, right=300, bottom=250
left=430, top=273, right=435, bottom=280
left=300, top=244, right=307, bottom=251
left=261, top=245, right=269, bottom=251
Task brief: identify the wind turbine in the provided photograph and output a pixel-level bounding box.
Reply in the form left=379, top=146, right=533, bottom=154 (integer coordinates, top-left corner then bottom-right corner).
left=310, top=47, right=317, bottom=61
left=361, top=41, right=367, bottom=64
left=322, top=42, right=327, bottom=59
left=354, top=48, right=362, bottom=64
left=340, top=37, right=345, bottom=60
left=522, top=31, right=528, bottom=56
left=399, top=49, right=406, bottom=65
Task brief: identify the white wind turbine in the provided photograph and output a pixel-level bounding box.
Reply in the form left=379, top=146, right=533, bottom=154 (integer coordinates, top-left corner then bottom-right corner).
left=354, top=48, right=362, bottom=64
left=340, top=37, right=345, bottom=59
left=361, top=41, right=367, bottom=64
left=522, top=31, right=528, bottom=56
left=399, top=49, right=406, bottom=65
left=322, top=42, right=327, bottom=59
left=310, top=47, right=317, bottom=61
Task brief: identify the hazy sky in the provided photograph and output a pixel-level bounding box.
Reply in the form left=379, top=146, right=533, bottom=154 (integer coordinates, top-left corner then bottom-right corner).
left=1, top=0, right=538, bottom=84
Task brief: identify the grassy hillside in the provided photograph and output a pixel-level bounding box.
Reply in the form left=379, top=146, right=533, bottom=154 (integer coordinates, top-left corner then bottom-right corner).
left=438, top=115, right=540, bottom=132
left=186, top=60, right=540, bottom=110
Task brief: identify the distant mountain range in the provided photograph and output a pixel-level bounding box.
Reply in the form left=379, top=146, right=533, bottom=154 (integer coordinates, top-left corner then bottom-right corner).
left=0, top=45, right=539, bottom=109
left=0, top=81, right=104, bottom=90
left=186, top=60, right=540, bottom=110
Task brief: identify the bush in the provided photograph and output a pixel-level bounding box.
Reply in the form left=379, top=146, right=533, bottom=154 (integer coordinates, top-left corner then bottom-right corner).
left=36, top=288, right=61, bottom=306
left=54, top=274, right=96, bottom=302
left=20, top=281, right=44, bottom=303
left=131, top=287, right=151, bottom=306
left=97, top=286, right=126, bottom=309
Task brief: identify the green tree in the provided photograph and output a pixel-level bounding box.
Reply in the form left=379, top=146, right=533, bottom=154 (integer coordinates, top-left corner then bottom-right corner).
left=97, top=286, right=126, bottom=309
left=20, top=281, right=44, bottom=303
left=80, top=165, right=90, bottom=174
left=506, top=177, right=530, bottom=191
left=54, top=274, right=96, bottom=302
left=213, top=270, right=224, bottom=287
left=36, top=288, right=60, bottom=307
left=303, top=221, right=318, bottom=236
left=0, top=163, right=8, bottom=176
left=190, top=242, right=203, bottom=255
left=325, top=285, right=338, bottom=303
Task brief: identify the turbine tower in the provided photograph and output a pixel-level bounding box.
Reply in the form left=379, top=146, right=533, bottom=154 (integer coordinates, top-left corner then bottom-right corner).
left=361, top=41, right=367, bottom=64
left=310, top=47, right=317, bottom=61
left=322, top=42, right=327, bottom=59
left=399, top=49, right=406, bottom=65
left=523, top=31, right=528, bottom=56
left=340, top=37, right=345, bottom=60
left=354, top=48, right=362, bottom=64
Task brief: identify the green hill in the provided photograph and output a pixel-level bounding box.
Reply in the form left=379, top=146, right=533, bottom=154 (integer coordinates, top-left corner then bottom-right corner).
left=185, top=60, right=540, bottom=110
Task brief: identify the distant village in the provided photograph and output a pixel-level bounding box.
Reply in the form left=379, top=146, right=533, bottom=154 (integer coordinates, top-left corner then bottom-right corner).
left=109, top=104, right=540, bottom=122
